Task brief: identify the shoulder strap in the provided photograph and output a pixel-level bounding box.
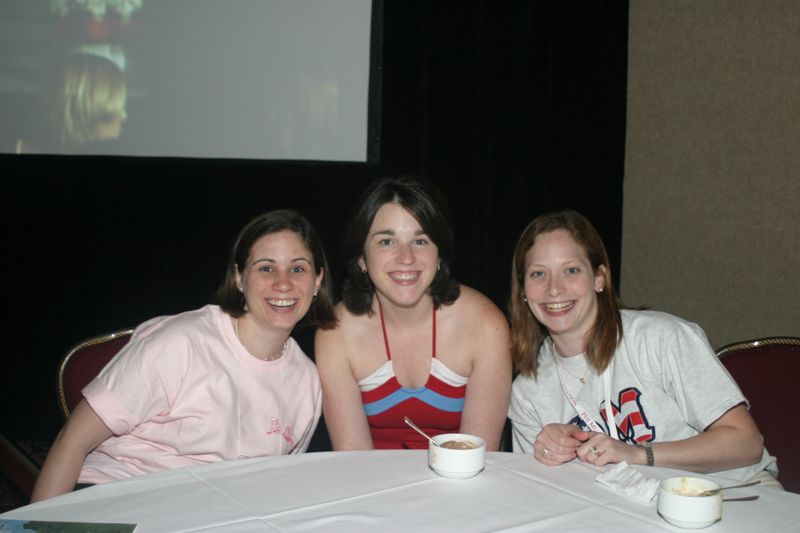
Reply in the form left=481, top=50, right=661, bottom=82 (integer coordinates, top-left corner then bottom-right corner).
left=378, top=300, right=392, bottom=360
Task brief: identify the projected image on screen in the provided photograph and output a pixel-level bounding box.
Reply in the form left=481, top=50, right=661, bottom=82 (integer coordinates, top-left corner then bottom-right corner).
left=0, top=0, right=375, bottom=161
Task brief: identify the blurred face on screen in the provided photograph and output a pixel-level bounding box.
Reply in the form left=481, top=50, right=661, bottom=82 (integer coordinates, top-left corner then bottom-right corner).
left=92, top=107, right=127, bottom=141
left=56, top=54, right=128, bottom=146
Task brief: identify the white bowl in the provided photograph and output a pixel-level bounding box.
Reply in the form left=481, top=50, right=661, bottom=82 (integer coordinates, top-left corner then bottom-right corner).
left=657, top=476, right=723, bottom=529
left=428, top=433, right=485, bottom=479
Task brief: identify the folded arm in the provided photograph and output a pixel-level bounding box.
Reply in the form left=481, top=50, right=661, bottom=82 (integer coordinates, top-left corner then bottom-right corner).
left=577, top=404, right=764, bottom=473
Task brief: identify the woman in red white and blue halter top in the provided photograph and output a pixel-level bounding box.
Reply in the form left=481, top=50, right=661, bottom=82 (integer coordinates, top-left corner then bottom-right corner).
left=359, top=303, right=467, bottom=448
left=316, top=177, right=512, bottom=451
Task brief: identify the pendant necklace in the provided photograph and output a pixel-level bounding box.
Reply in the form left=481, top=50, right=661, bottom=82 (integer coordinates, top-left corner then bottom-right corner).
left=552, top=342, right=589, bottom=385
left=234, top=318, right=287, bottom=361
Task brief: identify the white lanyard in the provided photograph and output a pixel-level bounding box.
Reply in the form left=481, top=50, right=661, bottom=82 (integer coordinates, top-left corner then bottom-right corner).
left=553, top=343, right=619, bottom=440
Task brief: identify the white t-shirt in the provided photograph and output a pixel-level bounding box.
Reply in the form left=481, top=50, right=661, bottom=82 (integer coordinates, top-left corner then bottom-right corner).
left=509, top=309, right=777, bottom=482
left=80, top=305, right=321, bottom=483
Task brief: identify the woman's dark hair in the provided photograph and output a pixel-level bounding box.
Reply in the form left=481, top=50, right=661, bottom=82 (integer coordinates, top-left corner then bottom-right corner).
left=508, top=209, right=622, bottom=379
left=341, top=176, right=460, bottom=315
left=215, top=209, right=336, bottom=327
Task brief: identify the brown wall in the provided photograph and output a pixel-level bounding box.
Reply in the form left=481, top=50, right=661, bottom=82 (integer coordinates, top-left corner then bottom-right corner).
left=622, top=1, right=799, bottom=349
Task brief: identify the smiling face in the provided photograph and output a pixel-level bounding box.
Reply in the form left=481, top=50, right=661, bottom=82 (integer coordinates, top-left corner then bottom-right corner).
left=359, top=202, right=439, bottom=309
left=523, top=229, right=606, bottom=354
left=235, top=230, right=323, bottom=333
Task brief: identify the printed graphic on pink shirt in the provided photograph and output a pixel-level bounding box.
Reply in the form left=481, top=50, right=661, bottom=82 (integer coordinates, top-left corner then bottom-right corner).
left=266, top=417, right=295, bottom=445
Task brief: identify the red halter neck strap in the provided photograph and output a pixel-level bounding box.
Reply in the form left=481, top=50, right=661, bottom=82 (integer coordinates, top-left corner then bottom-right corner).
left=378, top=301, right=436, bottom=360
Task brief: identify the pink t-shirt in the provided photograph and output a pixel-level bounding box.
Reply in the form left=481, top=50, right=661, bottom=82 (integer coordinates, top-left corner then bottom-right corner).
left=79, top=305, right=321, bottom=483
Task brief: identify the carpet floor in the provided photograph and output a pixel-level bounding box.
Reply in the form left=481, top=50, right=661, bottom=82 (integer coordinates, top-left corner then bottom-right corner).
left=0, top=436, right=50, bottom=513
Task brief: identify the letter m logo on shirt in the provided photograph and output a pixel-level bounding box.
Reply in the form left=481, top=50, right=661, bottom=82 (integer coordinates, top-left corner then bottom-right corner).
left=600, top=387, right=656, bottom=444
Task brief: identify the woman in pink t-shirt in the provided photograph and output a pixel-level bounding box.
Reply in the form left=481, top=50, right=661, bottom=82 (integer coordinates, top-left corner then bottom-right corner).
left=32, top=209, right=336, bottom=502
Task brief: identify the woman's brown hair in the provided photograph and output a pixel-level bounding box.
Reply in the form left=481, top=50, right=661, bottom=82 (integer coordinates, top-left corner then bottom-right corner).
left=508, top=209, right=622, bottom=379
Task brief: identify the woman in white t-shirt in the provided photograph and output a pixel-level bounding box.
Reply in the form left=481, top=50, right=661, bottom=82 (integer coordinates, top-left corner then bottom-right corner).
left=507, top=209, right=778, bottom=484
left=32, top=209, right=336, bottom=502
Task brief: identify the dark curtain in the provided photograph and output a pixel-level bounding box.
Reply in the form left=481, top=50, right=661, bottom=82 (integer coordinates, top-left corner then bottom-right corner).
left=1, top=1, right=628, bottom=444
left=379, top=1, right=628, bottom=301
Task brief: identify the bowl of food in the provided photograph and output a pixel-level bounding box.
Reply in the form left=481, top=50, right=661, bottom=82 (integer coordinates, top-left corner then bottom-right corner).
left=657, top=476, right=723, bottom=529
left=428, top=433, right=485, bottom=479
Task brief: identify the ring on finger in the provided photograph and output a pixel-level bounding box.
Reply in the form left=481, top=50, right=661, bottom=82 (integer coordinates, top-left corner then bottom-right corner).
left=543, top=447, right=551, bottom=458
left=590, top=446, right=599, bottom=455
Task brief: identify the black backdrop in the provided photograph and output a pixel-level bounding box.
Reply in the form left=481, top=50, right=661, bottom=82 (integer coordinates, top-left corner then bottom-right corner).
left=2, top=1, right=628, bottom=446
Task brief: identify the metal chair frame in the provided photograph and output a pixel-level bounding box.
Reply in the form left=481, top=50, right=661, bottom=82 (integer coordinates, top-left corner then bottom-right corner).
left=57, top=328, right=134, bottom=419
left=716, top=336, right=800, bottom=358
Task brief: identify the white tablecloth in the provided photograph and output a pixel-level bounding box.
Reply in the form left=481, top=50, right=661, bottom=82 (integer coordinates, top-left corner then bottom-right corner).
left=3, top=451, right=799, bottom=532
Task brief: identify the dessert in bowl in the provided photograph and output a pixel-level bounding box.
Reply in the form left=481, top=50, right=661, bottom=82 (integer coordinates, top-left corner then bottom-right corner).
left=657, top=476, right=723, bottom=529
left=428, top=433, right=485, bottom=479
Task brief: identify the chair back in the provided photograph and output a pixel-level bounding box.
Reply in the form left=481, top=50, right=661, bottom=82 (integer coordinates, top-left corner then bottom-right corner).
left=57, top=329, right=134, bottom=419
left=717, top=336, right=800, bottom=493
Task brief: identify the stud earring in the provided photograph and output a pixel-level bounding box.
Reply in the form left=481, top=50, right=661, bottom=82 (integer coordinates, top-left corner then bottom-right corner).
left=361, top=267, right=367, bottom=274
left=437, top=261, right=441, bottom=272
left=238, top=286, right=244, bottom=293
left=523, top=296, right=528, bottom=302
left=313, top=289, right=319, bottom=297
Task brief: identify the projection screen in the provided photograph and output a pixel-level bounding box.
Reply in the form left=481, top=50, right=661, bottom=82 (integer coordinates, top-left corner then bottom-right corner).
left=0, top=0, right=379, bottom=162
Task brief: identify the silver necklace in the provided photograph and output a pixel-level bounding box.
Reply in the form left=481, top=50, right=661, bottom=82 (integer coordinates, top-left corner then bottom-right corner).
left=234, top=318, right=287, bottom=361
left=552, top=343, right=589, bottom=385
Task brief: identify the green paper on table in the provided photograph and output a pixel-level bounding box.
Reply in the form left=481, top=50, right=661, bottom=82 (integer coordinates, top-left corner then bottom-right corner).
left=0, top=518, right=136, bottom=532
